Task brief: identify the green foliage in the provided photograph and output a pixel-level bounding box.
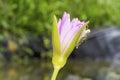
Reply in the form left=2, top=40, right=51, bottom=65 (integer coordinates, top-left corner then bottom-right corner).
left=0, top=0, right=120, bottom=36
left=0, top=0, right=120, bottom=60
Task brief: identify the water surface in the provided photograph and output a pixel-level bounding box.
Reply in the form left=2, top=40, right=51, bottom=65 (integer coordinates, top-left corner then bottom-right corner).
left=0, top=59, right=111, bottom=80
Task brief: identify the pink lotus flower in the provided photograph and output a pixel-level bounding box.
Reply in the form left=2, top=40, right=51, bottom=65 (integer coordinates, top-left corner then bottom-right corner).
left=52, top=12, right=90, bottom=68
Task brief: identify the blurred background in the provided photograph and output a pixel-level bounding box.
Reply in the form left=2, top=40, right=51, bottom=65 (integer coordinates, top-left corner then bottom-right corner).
left=0, top=0, right=120, bottom=80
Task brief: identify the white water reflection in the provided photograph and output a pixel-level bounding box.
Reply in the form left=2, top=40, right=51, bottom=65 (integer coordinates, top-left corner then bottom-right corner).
left=65, top=74, right=81, bottom=80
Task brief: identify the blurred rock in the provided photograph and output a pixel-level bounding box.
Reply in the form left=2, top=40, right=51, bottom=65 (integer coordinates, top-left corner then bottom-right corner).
left=25, top=35, right=48, bottom=58
left=109, top=54, right=120, bottom=73
left=105, top=54, right=120, bottom=80
left=97, top=68, right=108, bottom=80
left=71, top=26, right=120, bottom=60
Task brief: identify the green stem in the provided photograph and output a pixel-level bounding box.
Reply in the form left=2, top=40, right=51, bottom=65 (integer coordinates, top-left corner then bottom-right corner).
left=51, top=66, right=61, bottom=80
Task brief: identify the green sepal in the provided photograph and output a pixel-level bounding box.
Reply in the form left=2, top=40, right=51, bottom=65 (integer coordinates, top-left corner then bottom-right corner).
left=52, top=15, right=61, bottom=56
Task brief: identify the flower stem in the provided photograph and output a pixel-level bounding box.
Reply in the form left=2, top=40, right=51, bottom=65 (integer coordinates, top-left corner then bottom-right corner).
left=51, top=66, right=61, bottom=80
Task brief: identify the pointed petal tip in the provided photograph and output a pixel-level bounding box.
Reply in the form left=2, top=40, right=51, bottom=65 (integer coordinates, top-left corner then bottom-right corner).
left=53, top=15, right=57, bottom=21
left=85, top=21, right=90, bottom=25
left=81, top=21, right=90, bottom=28
left=63, top=12, right=70, bottom=18
left=87, top=21, right=90, bottom=23
left=63, top=12, right=67, bottom=15
left=53, top=15, right=58, bottom=28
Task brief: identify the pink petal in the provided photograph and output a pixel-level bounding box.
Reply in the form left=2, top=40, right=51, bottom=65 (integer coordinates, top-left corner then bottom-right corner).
left=61, top=20, right=86, bottom=53
left=57, top=12, right=86, bottom=54
left=59, top=12, right=70, bottom=34
left=57, top=12, right=71, bottom=45
left=61, top=27, right=80, bottom=53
